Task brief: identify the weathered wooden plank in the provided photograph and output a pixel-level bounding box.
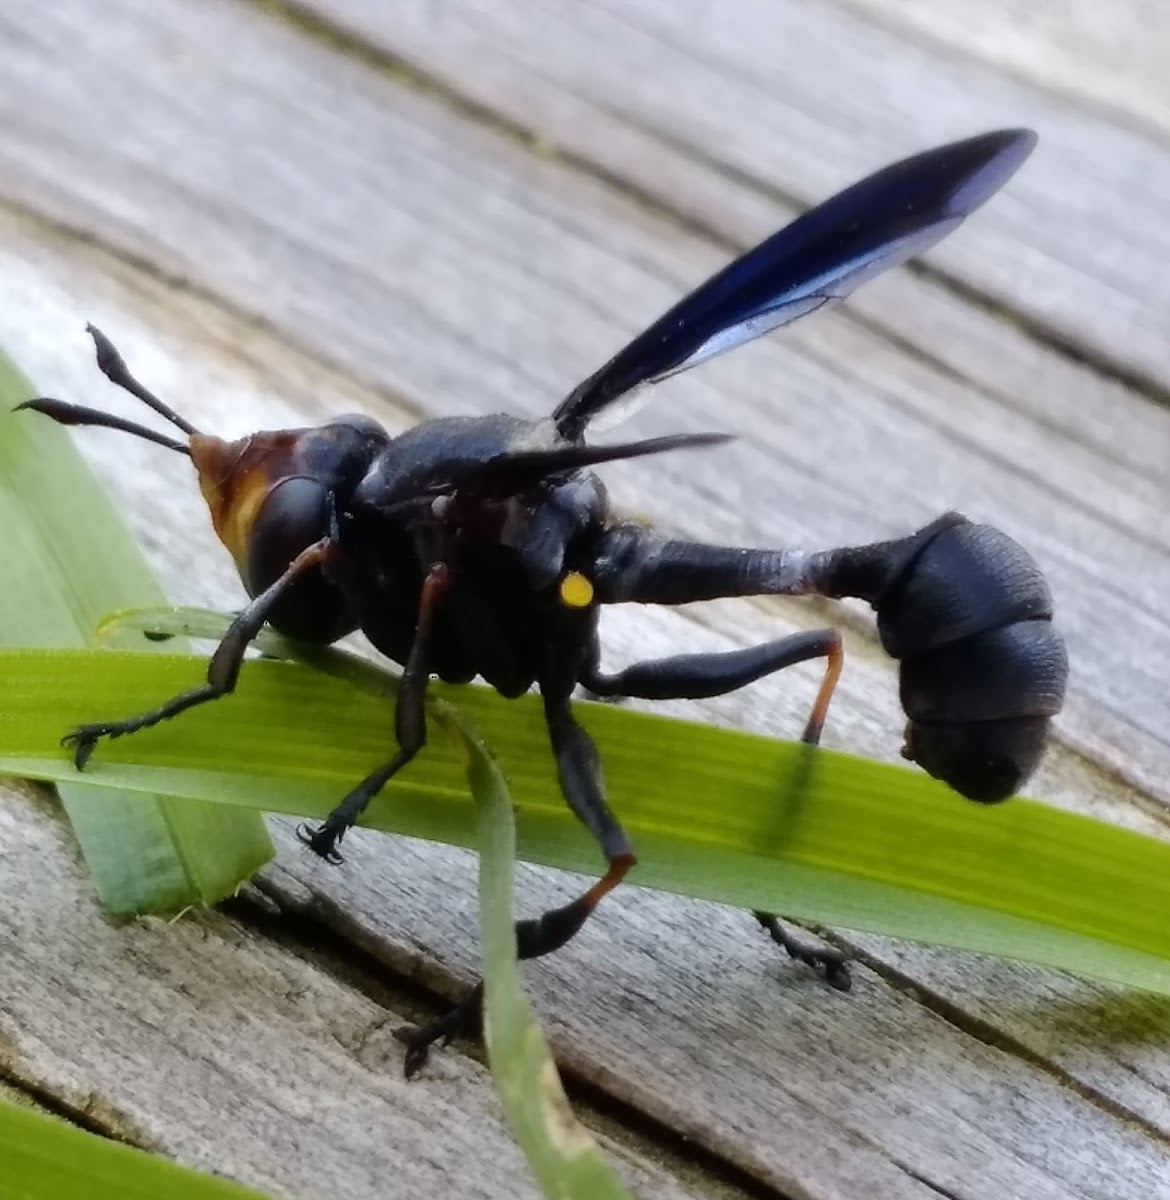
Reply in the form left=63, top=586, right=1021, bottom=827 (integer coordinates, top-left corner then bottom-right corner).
left=0, top=783, right=546, bottom=1200
left=838, top=0, right=1170, bottom=139
left=2, top=0, right=1169, bottom=804
left=1, top=139, right=1164, bottom=1200
left=260, top=830, right=1170, bottom=1200
left=301, top=0, right=1170, bottom=394
left=0, top=227, right=730, bottom=1200
left=3, top=2, right=1170, bottom=1198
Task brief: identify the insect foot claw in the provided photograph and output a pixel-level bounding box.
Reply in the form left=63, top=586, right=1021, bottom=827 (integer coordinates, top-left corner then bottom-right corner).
left=788, top=942, right=852, bottom=992
left=811, top=951, right=853, bottom=993
left=754, top=911, right=852, bottom=992
left=393, top=1024, right=437, bottom=1080
left=61, top=725, right=111, bottom=771
left=295, top=821, right=346, bottom=865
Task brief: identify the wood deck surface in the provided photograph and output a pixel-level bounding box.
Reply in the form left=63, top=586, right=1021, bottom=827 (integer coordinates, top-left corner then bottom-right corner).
left=2, top=2, right=1169, bottom=1197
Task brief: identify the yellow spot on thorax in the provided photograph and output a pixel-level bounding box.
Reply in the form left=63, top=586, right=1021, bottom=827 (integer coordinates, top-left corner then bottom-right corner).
left=559, top=571, right=594, bottom=608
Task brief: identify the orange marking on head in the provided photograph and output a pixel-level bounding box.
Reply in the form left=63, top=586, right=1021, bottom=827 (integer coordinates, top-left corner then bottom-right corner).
left=190, top=430, right=303, bottom=571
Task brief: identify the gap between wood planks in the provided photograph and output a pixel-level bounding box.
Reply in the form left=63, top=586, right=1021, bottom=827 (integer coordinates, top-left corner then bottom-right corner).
left=5, top=101, right=1166, bottom=798
left=5, top=171, right=1170, bottom=1196
left=9, top=0, right=1170, bottom=796
left=10, top=189, right=1165, bottom=1156
left=6, top=9, right=1170, bottom=1190
left=230, top=878, right=776, bottom=1200
left=0, top=192, right=436, bottom=435
left=829, top=936, right=1170, bottom=1149
left=0, top=205, right=792, bottom=1198
left=4, top=157, right=1167, bottom=847
left=4, top=9, right=1166, bottom=830
left=8, top=183, right=1161, bottom=852
left=246, top=860, right=1170, bottom=1157
left=253, top=0, right=1170, bottom=412
left=0, top=1050, right=150, bottom=1147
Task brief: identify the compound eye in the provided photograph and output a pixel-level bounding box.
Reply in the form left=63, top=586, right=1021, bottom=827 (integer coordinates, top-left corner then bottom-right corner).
left=245, top=476, right=357, bottom=643
left=246, top=476, right=332, bottom=595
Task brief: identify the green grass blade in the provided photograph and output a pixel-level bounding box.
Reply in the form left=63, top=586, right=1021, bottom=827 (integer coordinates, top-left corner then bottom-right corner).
left=436, top=701, right=633, bottom=1198
left=0, top=350, right=271, bottom=912
left=4, top=644, right=1170, bottom=997
left=0, top=1100, right=274, bottom=1199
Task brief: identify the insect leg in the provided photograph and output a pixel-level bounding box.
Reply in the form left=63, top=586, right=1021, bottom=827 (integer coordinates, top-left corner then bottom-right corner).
left=581, top=632, right=850, bottom=989
left=64, top=537, right=337, bottom=769
left=396, top=852, right=634, bottom=1078
left=297, top=563, right=449, bottom=863
left=581, top=628, right=842, bottom=743
left=397, top=666, right=636, bottom=1077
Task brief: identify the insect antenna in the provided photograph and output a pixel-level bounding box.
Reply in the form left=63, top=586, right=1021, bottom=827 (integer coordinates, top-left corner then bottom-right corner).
left=85, top=324, right=201, bottom=436
left=14, top=397, right=192, bottom=456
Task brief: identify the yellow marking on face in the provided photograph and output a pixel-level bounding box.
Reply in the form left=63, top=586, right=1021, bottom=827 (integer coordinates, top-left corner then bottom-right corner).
left=188, top=432, right=295, bottom=571
left=218, top=467, right=272, bottom=570
left=559, top=571, right=594, bottom=609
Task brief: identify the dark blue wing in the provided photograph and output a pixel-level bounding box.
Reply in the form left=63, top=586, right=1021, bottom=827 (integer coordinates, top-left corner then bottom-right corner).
left=553, top=128, right=1036, bottom=439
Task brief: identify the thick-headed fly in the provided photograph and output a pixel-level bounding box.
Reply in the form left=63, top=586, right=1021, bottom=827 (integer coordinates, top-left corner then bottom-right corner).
left=22, top=128, right=1068, bottom=1075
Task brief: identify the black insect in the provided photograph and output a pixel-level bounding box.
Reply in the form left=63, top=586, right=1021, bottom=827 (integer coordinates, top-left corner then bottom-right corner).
left=21, top=128, right=1068, bottom=1075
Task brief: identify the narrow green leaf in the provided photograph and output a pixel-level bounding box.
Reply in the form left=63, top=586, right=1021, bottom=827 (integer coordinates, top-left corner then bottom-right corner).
left=0, top=349, right=271, bottom=912
left=4, top=644, right=1170, bottom=998
left=0, top=1100, right=273, bottom=1200
left=437, top=701, right=632, bottom=1198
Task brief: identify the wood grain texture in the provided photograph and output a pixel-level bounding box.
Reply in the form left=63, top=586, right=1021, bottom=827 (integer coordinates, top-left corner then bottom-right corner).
left=837, top=0, right=1170, bottom=139
left=2, top=1, right=1170, bottom=1197
left=0, top=220, right=732, bottom=1200
left=300, top=0, right=1170, bottom=395
left=3, top=0, right=1170, bottom=801
left=0, top=782, right=544, bottom=1200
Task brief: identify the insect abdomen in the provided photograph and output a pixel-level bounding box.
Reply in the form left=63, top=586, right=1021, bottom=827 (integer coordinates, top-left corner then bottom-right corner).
left=875, top=520, right=1068, bottom=801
